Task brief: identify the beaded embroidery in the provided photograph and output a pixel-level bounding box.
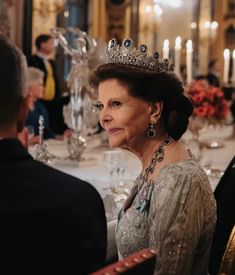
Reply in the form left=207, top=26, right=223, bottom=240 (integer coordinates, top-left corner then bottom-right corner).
left=116, top=159, right=216, bottom=275
left=134, top=137, right=173, bottom=213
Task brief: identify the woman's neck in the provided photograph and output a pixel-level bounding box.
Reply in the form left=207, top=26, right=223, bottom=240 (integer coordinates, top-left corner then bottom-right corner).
left=130, top=134, right=169, bottom=171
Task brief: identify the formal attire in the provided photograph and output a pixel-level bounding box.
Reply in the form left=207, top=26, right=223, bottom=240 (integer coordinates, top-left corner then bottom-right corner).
left=26, top=101, right=55, bottom=139
left=0, top=138, right=107, bottom=275
left=116, top=157, right=216, bottom=275
left=27, top=53, right=59, bottom=100
left=27, top=53, right=68, bottom=134
left=209, top=155, right=235, bottom=275
left=207, top=73, right=220, bottom=87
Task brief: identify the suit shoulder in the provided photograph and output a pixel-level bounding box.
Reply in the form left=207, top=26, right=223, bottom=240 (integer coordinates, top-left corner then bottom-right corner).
left=27, top=55, right=42, bottom=66
left=28, top=159, right=101, bottom=197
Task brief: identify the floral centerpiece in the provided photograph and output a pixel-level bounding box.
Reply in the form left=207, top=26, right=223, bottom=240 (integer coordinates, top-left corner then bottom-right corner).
left=187, top=80, right=229, bottom=141
left=187, top=79, right=229, bottom=122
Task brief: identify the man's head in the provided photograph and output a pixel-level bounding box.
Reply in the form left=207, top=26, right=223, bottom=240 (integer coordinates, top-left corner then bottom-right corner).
left=35, top=34, right=54, bottom=55
left=208, top=59, right=220, bottom=73
left=0, top=36, right=28, bottom=135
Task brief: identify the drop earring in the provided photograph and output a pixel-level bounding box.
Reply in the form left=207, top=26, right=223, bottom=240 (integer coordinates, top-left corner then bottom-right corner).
left=146, top=123, right=157, bottom=137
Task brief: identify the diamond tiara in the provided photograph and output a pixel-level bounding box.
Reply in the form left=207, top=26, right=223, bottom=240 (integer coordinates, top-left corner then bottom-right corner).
left=105, top=38, right=175, bottom=73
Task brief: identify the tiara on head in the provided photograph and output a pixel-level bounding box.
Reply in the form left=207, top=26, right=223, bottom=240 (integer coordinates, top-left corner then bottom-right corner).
left=105, top=38, right=175, bottom=73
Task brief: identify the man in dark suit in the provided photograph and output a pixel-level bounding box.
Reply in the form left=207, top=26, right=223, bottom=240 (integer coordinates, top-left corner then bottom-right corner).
left=209, top=155, right=235, bottom=275
left=27, top=34, right=68, bottom=134
left=207, top=59, right=220, bottom=87
left=0, top=37, right=107, bottom=274
left=28, top=34, right=59, bottom=99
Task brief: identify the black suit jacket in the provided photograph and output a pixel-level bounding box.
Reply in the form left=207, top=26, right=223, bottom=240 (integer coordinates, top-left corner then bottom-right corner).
left=0, top=139, right=107, bottom=275
left=209, top=155, right=235, bottom=275
left=207, top=73, right=220, bottom=87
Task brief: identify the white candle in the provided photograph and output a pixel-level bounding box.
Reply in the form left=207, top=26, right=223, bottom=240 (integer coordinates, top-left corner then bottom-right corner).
left=223, top=49, right=230, bottom=84
left=174, top=36, right=181, bottom=76
left=186, top=40, right=193, bottom=85
left=232, top=50, right=235, bottom=84
left=163, top=39, right=169, bottom=59
left=210, top=21, right=218, bottom=40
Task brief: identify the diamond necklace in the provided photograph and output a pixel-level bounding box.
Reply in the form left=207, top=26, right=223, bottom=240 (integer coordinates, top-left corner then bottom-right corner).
left=135, top=136, right=173, bottom=213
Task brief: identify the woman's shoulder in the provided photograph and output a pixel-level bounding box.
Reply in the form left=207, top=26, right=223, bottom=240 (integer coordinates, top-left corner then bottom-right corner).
left=159, top=157, right=205, bottom=178
left=154, top=157, right=210, bottom=194
left=151, top=157, right=215, bottom=215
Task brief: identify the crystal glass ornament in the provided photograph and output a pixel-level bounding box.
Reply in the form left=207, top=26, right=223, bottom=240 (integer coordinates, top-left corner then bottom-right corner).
left=67, top=132, right=87, bottom=161
left=34, top=116, right=53, bottom=163
left=51, top=27, right=105, bottom=160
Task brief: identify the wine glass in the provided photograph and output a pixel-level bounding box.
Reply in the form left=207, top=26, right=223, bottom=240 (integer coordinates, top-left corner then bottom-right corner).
left=26, top=126, right=35, bottom=139
left=116, top=151, right=128, bottom=186
left=25, top=125, right=36, bottom=146
left=103, top=150, right=122, bottom=179
left=103, top=150, right=131, bottom=206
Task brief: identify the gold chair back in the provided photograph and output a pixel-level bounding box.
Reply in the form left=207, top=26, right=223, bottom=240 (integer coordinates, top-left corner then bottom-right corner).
left=220, top=226, right=235, bottom=275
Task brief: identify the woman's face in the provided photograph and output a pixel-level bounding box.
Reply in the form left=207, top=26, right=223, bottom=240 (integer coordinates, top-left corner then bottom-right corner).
left=97, top=79, right=152, bottom=149
left=30, top=82, right=44, bottom=100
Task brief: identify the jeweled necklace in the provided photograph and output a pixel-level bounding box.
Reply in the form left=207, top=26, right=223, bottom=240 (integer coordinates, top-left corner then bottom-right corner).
left=135, top=136, right=173, bottom=213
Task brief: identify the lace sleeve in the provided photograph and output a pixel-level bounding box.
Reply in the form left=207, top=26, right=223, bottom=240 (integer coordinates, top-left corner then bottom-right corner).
left=148, top=164, right=216, bottom=275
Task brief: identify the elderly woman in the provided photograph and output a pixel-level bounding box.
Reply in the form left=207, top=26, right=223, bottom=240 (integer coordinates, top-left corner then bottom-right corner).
left=25, top=67, right=55, bottom=140
left=90, top=38, right=216, bottom=275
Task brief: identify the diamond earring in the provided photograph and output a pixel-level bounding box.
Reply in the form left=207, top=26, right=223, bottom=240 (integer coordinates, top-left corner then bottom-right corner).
left=146, top=123, right=157, bottom=137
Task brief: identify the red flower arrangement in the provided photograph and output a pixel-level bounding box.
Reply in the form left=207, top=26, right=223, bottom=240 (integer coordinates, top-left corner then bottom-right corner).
left=187, top=80, right=229, bottom=122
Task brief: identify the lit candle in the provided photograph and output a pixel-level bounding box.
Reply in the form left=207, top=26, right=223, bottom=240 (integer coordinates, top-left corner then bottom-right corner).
left=163, top=39, right=169, bottom=59
left=232, top=50, right=235, bottom=84
left=211, top=21, right=218, bottom=40
left=174, top=36, right=181, bottom=76
left=223, top=49, right=230, bottom=84
left=186, top=40, right=193, bottom=85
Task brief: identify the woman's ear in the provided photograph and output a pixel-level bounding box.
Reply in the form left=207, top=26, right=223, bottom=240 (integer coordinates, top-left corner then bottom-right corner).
left=150, top=102, right=163, bottom=123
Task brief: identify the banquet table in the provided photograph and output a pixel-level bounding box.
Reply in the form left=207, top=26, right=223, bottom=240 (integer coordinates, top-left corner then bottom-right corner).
left=30, top=137, right=139, bottom=261
left=29, top=125, right=235, bottom=261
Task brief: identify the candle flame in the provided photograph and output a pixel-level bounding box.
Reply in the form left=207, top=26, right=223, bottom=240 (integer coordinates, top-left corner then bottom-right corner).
left=175, top=36, right=181, bottom=49
left=186, top=40, right=193, bottom=50
left=163, top=39, right=169, bottom=49
left=211, top=21, right=218, bottom=30
left=223, top=49, right=230, bottom=58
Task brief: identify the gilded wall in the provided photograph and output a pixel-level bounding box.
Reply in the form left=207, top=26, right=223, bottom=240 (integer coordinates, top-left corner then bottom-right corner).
left=31, top=0, right=59, bottom=54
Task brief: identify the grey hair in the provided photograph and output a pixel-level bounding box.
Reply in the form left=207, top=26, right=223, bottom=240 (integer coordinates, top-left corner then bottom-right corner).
left=27, top=67, right=44, bottom=87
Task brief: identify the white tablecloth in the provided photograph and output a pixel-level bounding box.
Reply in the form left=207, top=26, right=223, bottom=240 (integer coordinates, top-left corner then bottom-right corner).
left=29, top=125, right=235, bottom=261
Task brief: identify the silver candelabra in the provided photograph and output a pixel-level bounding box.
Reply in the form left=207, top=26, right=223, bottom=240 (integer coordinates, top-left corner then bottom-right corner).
left=34, top=115, right=53, bottom=163
left=51, top=27, right=104, bottom=160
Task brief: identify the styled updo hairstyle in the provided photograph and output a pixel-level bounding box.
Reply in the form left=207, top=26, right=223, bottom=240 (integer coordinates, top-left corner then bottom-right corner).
left=90, top=64, right=193, bottom=140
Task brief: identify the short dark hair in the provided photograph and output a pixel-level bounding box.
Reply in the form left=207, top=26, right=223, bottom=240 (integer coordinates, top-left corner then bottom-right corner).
left=208, top=59, right=217, bottom=70
left=0, top=37, right=27, bottom=125
left=35, top=34, right=52, bottom=50
left=195, top=75, right=208, bottom=81
left=90, top=64, right=193, bottom=140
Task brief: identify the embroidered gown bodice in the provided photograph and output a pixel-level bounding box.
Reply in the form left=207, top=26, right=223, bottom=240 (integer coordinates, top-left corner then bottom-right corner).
left=116, top=158, right=216, bottom=275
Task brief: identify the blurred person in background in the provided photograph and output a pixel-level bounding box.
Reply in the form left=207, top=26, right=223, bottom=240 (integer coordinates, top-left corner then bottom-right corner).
left=27, top=34, right=68, bottom=135
left=25, top=67, right=55, bottom=140
left=24, top=67, right=72, bottom=141
left=28, top=34, right=58, bottom=100
left=207, top=59, right=220, bottom=87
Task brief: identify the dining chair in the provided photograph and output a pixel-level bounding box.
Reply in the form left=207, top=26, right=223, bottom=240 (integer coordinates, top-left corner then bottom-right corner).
left=209, top=155, right=235, bottom=275
left=90, top=248, right=156, bottom=275
left=219, top=225, right=235, bottom=275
